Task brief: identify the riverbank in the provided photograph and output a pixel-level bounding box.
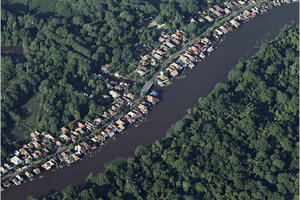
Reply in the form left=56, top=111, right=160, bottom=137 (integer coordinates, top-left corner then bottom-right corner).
left=1, top=2, right=298, bottom=199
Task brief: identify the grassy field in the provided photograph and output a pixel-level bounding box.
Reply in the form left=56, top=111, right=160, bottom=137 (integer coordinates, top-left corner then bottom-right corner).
left=29, top=0, right=56, bottom=13
left=6, top=0, right=56, bottom=14
left=10, top=95, right=41, bottom=141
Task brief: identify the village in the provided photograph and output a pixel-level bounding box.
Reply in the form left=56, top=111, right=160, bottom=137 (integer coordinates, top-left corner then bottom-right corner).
left=134, top=0, right=294, bottom=87
left=0, top=0, right=294, bottom=190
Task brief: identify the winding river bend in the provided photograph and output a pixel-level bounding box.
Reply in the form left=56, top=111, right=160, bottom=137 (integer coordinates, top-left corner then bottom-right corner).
left=2, top=3, right=298, bottom=200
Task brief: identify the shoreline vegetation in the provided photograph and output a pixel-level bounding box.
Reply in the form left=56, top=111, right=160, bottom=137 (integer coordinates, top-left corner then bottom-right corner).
left=35, top=22, right=299, bottom=200
left=0, top=0, right=296, bottom=191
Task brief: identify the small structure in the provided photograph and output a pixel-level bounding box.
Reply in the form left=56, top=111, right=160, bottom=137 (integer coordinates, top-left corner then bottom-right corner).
left=10, top=156, right=24, bottom=166
left=33, top=168, right=41, bottom=175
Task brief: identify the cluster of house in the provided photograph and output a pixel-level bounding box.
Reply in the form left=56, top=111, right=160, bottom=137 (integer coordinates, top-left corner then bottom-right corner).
left=156, top=37, right=214, bottom=86
left=156, top=0, right=293, bottom=85
left=135, top=30, right=188, bottom=77
left=1, top=90, right=160, bottom=189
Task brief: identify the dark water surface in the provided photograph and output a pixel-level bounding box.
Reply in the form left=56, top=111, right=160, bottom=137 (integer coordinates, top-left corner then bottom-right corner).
left=2, top=3, right=298, bottom=200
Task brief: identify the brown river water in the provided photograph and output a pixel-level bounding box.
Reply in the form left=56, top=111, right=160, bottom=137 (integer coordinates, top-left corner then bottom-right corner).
left=1, top=3, right=298, bottom=200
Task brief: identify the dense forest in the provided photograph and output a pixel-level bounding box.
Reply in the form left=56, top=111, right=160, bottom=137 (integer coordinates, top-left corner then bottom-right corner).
left=29, top=24, right=299, bottom=200
left=1, top=0, right=220, bottom=159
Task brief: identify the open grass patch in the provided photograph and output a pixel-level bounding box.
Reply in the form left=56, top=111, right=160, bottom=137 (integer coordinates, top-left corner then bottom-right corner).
left=10, top=95, right=41, bottom=141
left=28, top=0, right=56, bottom=14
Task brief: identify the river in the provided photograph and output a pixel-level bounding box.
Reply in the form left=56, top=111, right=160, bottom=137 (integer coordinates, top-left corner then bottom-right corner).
left=1, top=3, right=298, bottom=200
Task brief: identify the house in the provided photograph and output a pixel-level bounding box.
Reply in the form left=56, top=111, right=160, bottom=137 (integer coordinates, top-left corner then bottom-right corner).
left=124, top=93, right=136, bottom=100
left=138, top=104, right=148, bottom=114
left=71, top=131, right=80, bottom=137
left=34, top=150, right=43, bottom=157
left=184, top=52, right=197, bottom=62
left=225, top=1, right=235, bottom=8
left=166, top=66, right=179, bottom=77
left=12, top=178, right=21, bottom=186
left=171, top=38, right=181, bottom=45
left=204, top=15, right=214, bottom=22
left=3, top=181, right=11, bottom=188
left=224, top=8, right=231, bottom=14
left=0, top=167, right=7, bottom=175
left=214, top=10, right=223, bottom=17
left=107, top=108, right=117, bottom=116
left=33, top=168, right=41, bottom=175
left=190, top=46, right=201, bottom=54
left=10, top=156, right=24, bottom=165
left=214, top=4, right=224, bottom=12
left=69, top=134, right=77, bottom=142
left=229, top=19, right=240, bottom=28
left=71, top=154, right=80, bottom=162
left=207, top=47, right=214, bottom=53
left=155, top=49, right=165, bottom=56
left=94, top=117, right=104, bottom=125
left=165, top=41, right=176, bottom=49
left=116, top=124, right=126, bottom=132
left=3, top=163, right=13, bottom=171
left=101, top=64, right=111, bottom=72
left=80, top=142, right=91, bottom=151
left=108, top=131, right=115, bottom=137
left=194, top=43, right=205, bottom=51
left=30, top=131, right=41, bottom=140
left=102, top=111, right=110, bottom=119
left=215, top=28, right=223, bottom=35
left=76, top=121, right=86, bottom=128
left=160, top=44, right=170, bottom=52
left=232, top=1, right=241, bottom=7
left=243, top=10, right=252, bottom=18
left=153, top=53, right=163, bottom=60
left=100, top=131, right=109, bottom=138
left=158, top=36, right=166, bottom=42
left=199, top=52, right=206, bottom=59
left=124, top=114, right=136, bottom=123
left=91, top=135, right=104, bottom=143
left=41, top=163, right=52, bottom=170
left=199, top=18, right=205, bottom=23
left=18, top=148, right=29, bottom=156
left=150, top=58, right=159, bottom=66
left=146, top=95, right=160, bottom=104
left=116, top=119, right=125, bottom=126
left=188, top=62, right=195, bottom=69
left=65, top=156, right=74, bottom=164
left=141, top=54, right=151, bottom=60
left=109, top=90, right=121, bottom=99
left=16, top=175, right=24, bottom=182
left=209, top=7, right=217, bottom=13
left=136, top=69, right=147, bottom=76
left=60, top=134, right=71, bottom=142
left=44, top=133, right=55, bottom=142
left=60, top=152, right=69, bottom=160
left=75, top=145, right=87, bottom=154
left=24, top=171, right=34, bottom=179
left=180, top=55, right=190, bottom=63
left=202, top=37, right=212, bottom=44
left=24, top=155, right=33, bottom=164
left=61, top=127, right=70, bottom=134
left=219, top=26, right=229, bottom=34
left=137, top=65, right=150, bottom=73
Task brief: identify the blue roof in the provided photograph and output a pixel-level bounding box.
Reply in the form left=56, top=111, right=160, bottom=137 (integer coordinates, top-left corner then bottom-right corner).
left=150, top=90, right=158, bottom=97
